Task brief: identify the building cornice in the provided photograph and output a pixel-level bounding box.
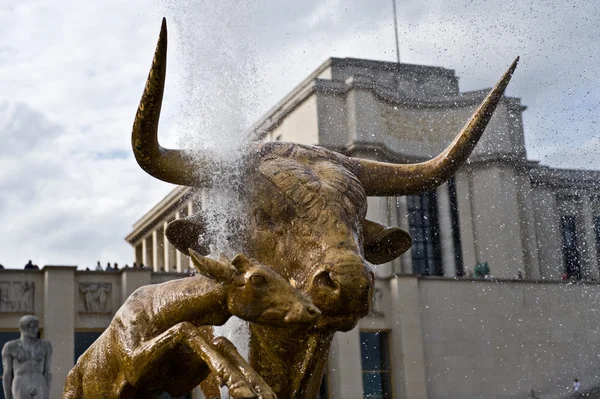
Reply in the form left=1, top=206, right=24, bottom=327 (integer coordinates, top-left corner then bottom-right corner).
left=125, top=186, right=194, bottom=244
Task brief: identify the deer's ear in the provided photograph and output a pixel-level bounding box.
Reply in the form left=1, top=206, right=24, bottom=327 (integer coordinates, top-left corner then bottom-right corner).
left=218, top=253, right=231, bottom=264
left=190, top=249, right=236, bottom=284
left=231, top=253, right=253, bottom=273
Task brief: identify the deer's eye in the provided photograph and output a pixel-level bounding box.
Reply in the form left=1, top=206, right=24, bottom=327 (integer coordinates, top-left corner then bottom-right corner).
left=250, top=275, right=266, bottom=287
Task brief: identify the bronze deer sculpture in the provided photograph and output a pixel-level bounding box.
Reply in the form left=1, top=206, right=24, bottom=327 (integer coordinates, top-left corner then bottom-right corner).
left=62, top=250, right=319, bottom=399
left=129, top=18, right=518, bottom=397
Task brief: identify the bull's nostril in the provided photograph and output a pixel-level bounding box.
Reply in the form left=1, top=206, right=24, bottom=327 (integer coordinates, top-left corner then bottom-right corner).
left=307, top=306, right=320, bottom=316
left=315, top=271, right=337, bottom=289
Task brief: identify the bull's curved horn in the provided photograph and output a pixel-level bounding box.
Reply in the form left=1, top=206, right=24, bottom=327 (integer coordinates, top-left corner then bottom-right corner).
left=132, top=18, right=213, bottom=187
left=355, top=57, right=519, bottom=196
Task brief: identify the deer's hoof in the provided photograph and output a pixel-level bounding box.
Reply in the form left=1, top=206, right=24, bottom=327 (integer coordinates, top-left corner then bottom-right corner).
left=229, top=381, right=257, bottom=399
left=254, top=384, right=277, bottom=399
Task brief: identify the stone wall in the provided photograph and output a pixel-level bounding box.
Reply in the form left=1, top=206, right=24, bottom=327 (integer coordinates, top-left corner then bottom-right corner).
left=418, top=277, right=600, bottom=398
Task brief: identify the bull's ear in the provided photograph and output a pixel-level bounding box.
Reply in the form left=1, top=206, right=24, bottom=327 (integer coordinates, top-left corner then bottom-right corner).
left=230, top=253, right=253, bottom=273
left=218, top=253, right=231, bottom=264
left=166, top=213, right=210, bottom=257
left=189, top=248, right=236, bottom=284
left=362, top=219, right=412, bottom=265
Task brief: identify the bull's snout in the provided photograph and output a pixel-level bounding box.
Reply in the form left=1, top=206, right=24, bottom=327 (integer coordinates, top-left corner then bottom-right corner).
left=309, top=262, right=374, bottom=318
left=284, top=302, right=321, bottom=324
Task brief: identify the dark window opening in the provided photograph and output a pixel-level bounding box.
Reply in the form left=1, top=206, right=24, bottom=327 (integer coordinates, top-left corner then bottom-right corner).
left=360, top=331, right=392, bottom=398
left=407, top=190, right=442, bottom=276
left=75, top=331, right=103, bottom=364
left=317, top=372, right=329, bottom=399
left=561, top=215, right=581, bottom=280
left=448, top=177, right=464, bottom=276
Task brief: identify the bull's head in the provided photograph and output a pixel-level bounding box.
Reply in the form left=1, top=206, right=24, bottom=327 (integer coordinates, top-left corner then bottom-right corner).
left=133, top=19, right=517, bottom=331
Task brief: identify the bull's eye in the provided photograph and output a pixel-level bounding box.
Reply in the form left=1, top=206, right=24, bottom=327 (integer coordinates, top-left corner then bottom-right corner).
left=249, top=274, right=266, bottom=287
left=314, top=271, right=337, bottom=289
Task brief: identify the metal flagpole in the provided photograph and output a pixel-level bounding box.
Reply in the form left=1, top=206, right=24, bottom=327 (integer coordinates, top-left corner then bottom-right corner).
left=392, top=0, right=400, bottom=63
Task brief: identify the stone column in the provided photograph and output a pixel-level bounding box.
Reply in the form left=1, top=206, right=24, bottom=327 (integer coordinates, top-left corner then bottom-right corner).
left=514, top=171, right=541, bottom=279
left=396, top=196, right=413, bottom=275
left=388, top=276, right=428, bottom=399
left=582, top=194, right=599, bottom=279
left=175, top=211, right=182, bottom=272
left=134, top=243, right=143, bottom=266
left=120, top=268, right=152, bottom=303
left=531, top=187, right=562, bottom=279
left=470, top=164, right=527, bottom=278
left=144, top=235, right=153, bottom=270
left=162, top=221, right=171, bottom=272
left=42, top=266, right=76, bottom=399
left=155, top=227, right=165, bottom=272
left=454, top=170, right=477, bottom=273
left=436, top=182, right=457, bottom=276
left=152, top=230, right=158, bottom=272
left=328, top=327, right=363, bottom=399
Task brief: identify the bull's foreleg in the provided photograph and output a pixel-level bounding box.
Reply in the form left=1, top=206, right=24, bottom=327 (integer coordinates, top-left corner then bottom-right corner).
left=213, top=336, right=277, bottom=399
left=124, top=322, right=258, bottom=398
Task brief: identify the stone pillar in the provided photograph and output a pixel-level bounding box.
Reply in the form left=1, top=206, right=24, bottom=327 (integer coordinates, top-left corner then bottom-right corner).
left=514, top=172, right=541, bottom=279
left=155, top=227, right=165, bottom=272
left=388, top=197, right=402, bottom=275
left=152, top=230, right=158, bottom=272
left=329, top=327, right=363, bottom=399
left=134, top=243, right=143, bottom=266
left=144, top=235, right=153, bottom=270
left=582, top=194, right=599, bottom=279
left=141, top=239, right=147, bottom=267
left=175, top=211, right=182, bottom=272
left=42, top=266, right=76, bottom=399
left=454, top=170, right=477, bottom=273
left=388, top=276, right=428, bottom=399
left=163, top=221, right=171, bottom=272
left=531, top=187, right=562, bottom=279
left=121, top=268, right=152, bottom=303
left=470, top=164, right=527, bottom=278
left=436, top=182, right=457, bottom=276
left=396, top=196, right=413, bottom=275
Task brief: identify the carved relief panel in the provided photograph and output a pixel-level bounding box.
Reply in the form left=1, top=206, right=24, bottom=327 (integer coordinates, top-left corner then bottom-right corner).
left=0, top=281, right=35, bottom=313
left=79, top=283, right=112, bottom=313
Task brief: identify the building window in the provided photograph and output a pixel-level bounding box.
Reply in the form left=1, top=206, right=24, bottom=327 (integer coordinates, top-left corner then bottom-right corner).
left=360, top=331, right=392, bottom=399
left=317, top=372, right=329, bottom=399
left=447, top=177, right=464, bottom=276
left=561, top=216, right=581, bottom=279
left=74, top=331, right=103, bottom=364
left=407, top=191, right=442, bottom=276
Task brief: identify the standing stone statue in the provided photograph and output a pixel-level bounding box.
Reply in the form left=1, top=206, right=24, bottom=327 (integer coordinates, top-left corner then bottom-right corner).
left=1, top=316, right=52, bottom=399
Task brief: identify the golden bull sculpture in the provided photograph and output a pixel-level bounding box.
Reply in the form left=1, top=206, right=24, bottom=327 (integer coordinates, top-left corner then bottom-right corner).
left=66, top=17, right=517, bottom=399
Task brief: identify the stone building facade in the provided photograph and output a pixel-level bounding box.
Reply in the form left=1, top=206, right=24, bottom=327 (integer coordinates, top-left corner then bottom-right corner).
left=1, top=58, right=593, bottom=398
left=123, top=58, right=600, bottom=398
left=127, top=57, right=600, bottom=283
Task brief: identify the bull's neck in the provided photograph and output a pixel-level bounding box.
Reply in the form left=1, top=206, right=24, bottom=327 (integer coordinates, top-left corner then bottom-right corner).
left=153, top=276, right=230, bottom=327
left=248, top=324, right=333, bottom=398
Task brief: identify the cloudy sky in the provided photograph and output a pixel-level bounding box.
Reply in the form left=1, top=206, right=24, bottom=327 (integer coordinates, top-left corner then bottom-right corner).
left=0, top=0, right=598, bottom=268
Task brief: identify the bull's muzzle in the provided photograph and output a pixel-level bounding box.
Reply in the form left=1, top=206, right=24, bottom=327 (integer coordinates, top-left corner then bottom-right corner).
left=309, top=262, right=374, bottom=319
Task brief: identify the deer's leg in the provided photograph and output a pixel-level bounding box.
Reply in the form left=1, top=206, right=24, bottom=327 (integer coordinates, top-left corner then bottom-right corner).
left=213, top=336, right=277, bottom=399
left=125, top=322, right=257, bottom=398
